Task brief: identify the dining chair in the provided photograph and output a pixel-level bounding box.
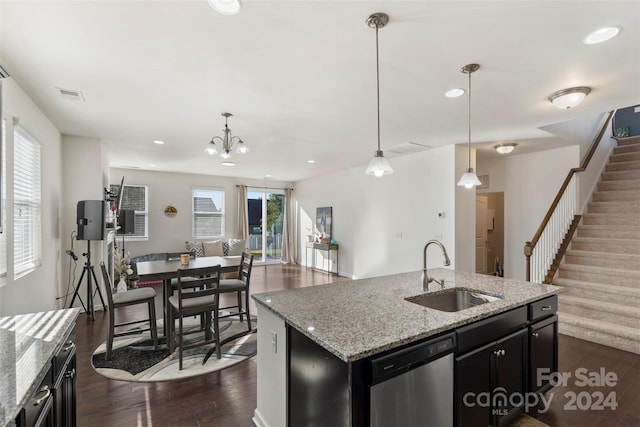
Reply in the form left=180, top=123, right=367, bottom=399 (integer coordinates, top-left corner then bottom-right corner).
left=218, top=251, right=254, bottom=332
left=167, top=264, right=222, bottom=370
left=99, top=262, right=158, bottom=360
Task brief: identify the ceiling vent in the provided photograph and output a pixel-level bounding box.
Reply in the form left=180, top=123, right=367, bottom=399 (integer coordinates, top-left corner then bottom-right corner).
left=387, top=141, right=431, bottom=156
left=56, top=87, right=85, bottom=102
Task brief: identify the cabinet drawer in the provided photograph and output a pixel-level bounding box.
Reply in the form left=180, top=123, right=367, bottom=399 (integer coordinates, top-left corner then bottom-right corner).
left=53, top=334, right=76, bottom=386
left=456, top=306, right=527, bottom=354
left=528, top=295, right=557, bottom=322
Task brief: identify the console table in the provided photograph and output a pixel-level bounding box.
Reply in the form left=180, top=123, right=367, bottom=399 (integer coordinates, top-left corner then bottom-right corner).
left=312, top=243, right=339, bottom=275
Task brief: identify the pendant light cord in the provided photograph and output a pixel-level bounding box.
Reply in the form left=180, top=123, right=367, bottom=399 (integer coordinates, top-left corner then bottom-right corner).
left=376, top=23, right=381, bottom=152
left=467, top=69, right=472, bottom=168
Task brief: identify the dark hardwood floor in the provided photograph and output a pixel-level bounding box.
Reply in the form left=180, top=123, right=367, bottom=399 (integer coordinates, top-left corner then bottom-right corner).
left=75, top=265, right=640, bottom=427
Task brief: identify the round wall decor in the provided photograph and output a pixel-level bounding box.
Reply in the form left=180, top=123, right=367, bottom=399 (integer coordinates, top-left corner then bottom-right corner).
left=164, top=205, right=177, bottom=217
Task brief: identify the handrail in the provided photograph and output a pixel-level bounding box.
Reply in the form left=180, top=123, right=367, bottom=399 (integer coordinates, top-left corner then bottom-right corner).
left=525, top=110, right=615, bottom=281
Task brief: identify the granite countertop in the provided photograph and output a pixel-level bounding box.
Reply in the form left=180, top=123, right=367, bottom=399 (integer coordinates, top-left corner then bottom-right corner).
left=0, top=308, right=80, bottom=427
left=253, top=268, right=562, bottom=362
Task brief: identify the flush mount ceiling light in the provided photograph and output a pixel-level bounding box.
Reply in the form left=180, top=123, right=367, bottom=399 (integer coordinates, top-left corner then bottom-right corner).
left=457, top=63, right=482, bottom=189
left=205, top=112, right=249, bottom=159
left=548, top=86, right=591, bottom=109
left=583, top=26, right=621, bottom=45
left=208, top=0, right=241, bottom=15
left=445, top=88, right=465, bottom=98
left=364, top=13, right=393, bottom=178
left=494, top=143, right=517, bottom=154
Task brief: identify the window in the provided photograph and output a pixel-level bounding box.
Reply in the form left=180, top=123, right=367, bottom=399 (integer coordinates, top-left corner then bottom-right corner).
left=0, top=120, right=6, bottom=278
left=110, top=184, right=148, bottom=238
left=192, top=188, right=224, bottom=238
left=14, top=126, right=41, bottom=277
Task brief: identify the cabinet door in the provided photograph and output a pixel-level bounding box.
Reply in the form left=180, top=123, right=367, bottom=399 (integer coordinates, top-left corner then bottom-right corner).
left=529, top=315, right=558, bottom=395
left=455, top=342, right=493, bottom=427
left=493, top=328, right=527, bottom=427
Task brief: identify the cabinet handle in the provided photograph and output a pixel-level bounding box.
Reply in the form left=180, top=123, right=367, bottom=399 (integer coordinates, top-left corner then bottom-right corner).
left=501, top=349, right=506, bottom=356
left=34, top=385, right=51, bottom=406
left=493, top=349, right=506, bottom=357
left=65, top=368, right=76, bottom=379
left=532, top=331, right=539, bottom=338
left=63, top=341, right=75, bottom=352
left=541, top=305, right=552, bottom=311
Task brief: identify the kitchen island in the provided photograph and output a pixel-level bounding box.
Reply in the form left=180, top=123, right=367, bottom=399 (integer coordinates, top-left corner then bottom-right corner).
left=252, top=268, right=562, bottom=427
left=0, top=308, right=80, bottom=427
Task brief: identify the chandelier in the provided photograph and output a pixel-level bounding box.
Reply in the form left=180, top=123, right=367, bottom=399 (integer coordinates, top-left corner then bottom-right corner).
left=205, top=112, right=249, bottom=159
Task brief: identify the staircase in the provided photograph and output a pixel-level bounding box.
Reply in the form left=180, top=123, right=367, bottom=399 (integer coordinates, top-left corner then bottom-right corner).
left=553, top=136, right=640, bottom=354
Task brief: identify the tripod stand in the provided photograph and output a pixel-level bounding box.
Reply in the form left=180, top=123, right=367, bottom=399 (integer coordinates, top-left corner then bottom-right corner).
left=69, top=240, right=106, bottom=320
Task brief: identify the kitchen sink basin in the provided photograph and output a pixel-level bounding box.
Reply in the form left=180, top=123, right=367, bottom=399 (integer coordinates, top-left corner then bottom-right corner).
left=406, top=288, right=502, bottom=312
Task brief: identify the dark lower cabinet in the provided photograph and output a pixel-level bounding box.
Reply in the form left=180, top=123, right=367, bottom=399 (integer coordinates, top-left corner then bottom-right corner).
left=455, top=328, right=527, bottom=427
left=529, top=315, right=558, bottom=395
left=53, top=350, right=76, bottom=427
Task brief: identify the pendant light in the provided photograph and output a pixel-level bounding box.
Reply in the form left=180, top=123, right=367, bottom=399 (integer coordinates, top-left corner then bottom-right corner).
left=457, top=63, right=482, bottom=189
left=364, top=13, right=393, bottom=178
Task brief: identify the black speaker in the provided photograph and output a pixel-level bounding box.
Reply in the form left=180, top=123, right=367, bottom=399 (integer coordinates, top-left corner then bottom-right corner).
left=117, top=209, right=135, bottom=235
left=77, top=200, right=105, bottom=241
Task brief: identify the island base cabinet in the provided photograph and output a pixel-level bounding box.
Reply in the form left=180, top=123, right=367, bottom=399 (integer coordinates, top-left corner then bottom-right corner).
left=529, top=315, right=558, bottom=396
left=455, top=328, right=527, bottom=427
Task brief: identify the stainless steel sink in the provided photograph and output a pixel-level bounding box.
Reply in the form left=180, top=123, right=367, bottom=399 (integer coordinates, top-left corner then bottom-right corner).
left=406, top=288, right=502, bottom=312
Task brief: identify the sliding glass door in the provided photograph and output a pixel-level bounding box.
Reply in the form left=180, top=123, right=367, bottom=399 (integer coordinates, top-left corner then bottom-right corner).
left=247, top=189, right=285, bottom=263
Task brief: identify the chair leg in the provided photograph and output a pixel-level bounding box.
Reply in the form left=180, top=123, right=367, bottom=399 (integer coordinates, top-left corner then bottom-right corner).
left=213, top=307, right=221, bottom=359
left=168, top=308, right=175, bottom=353
left=237, top=292, right=244, bottom=321
left=245, top=290, right=252, bottom=332
left=178, top=315, right=184, bottom=370
left=106, top=309, right=115, bottom=360
left=148, top=299, right=158, bottom=350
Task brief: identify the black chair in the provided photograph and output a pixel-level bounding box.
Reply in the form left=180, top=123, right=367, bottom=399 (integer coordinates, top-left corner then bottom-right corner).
left=167, top=264, right=222, bottom=370
left=218, top=251, right=254, bottom=332
left=99, top=262, right=158, bottom=360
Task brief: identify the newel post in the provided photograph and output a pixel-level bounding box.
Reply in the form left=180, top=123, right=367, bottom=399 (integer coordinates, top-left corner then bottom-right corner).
left=524, top=241, right=532, bottom=282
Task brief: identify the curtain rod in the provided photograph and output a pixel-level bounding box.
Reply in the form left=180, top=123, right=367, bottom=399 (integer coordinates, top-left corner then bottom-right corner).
left=236, top=185, right=293, bottom=191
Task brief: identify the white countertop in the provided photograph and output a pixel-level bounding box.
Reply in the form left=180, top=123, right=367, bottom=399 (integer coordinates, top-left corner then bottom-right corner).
left=0, top=308, right=80, bottom=427
left=253, top=268, right=562, bottom=362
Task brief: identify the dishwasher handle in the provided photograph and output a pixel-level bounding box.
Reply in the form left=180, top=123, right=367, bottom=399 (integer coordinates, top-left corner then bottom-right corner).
left=370, top=332, right=456, bottom=385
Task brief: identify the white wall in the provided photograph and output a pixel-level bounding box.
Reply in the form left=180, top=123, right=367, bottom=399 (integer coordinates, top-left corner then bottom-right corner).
left=477, top=146, right=580, bottom=281
left=109, top=168, right=292, bottom=258
left=295, top=145, right=475, bottom=279
left=578, top=126, right=617, bottom=213
left=1, top=78, right=63, bottom=316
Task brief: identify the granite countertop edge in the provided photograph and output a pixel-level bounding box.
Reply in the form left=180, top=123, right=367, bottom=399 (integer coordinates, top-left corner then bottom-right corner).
left=254, top=268, right=562, bottom=363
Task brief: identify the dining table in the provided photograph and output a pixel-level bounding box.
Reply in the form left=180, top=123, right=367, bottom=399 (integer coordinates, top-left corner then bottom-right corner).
left=136, top=255, right=242, bottom=337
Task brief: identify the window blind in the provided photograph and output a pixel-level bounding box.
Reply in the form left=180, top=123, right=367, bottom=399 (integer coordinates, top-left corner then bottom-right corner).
left=14, top=126, right=41, bottom=276
left=192, top=189, right=224, bottom=238
left=0, top=121, right=6, bottom=277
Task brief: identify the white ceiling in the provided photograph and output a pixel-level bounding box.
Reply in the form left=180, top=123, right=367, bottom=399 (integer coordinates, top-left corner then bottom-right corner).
left=1, top=0, right=639, bottom=182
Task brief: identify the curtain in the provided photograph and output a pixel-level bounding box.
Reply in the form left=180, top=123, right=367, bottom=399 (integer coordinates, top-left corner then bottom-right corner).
left=237, top=185, right=249, bottom=239
left=280, top=188, right=297, bottom=264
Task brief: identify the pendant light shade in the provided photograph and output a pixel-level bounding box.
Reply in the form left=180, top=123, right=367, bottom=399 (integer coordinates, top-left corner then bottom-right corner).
left=364, top=13, right=393, bottom=178
left=457, top=63, right=481, bottom=189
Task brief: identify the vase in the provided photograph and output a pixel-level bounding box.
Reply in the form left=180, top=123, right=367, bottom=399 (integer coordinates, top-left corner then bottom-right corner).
left=117, top=277, right=128, bottom=293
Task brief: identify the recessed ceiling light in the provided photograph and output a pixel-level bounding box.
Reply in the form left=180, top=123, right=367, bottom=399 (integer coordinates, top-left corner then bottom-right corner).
left=445, top=88, right=465, bottom=98
left=583, top=26, right=621, bottom=45
left=264, top=174, right=273, bottom=179
left=208, top=0, right=241, bottom=15
left=148, top=163, right=156, bottom=167
left=307, top=160, right=316, bottom=164
left=153, top=140, right=165, bottom=145
left=221, top=161, right=236, bottom=167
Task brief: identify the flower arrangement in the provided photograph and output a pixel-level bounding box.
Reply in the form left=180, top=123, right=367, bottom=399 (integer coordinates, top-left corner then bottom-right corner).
left=114, top=250, right=134, bottom=279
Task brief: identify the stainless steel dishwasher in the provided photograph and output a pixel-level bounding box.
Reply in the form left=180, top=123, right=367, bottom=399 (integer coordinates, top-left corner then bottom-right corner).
left=369, top=332, right=455, bottom=427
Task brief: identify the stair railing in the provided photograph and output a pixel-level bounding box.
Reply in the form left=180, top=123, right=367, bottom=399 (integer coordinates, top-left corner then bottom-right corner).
left=525, top=110, right=615, bottom=283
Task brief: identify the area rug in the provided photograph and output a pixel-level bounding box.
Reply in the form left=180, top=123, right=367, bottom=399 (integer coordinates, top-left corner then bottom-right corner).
left=92, top=315, right=256, bottom=382
left=509, top=414, right=550, bottom=427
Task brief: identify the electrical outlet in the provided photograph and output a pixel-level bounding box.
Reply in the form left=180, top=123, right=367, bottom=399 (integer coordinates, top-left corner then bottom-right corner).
left=271, top=330, right=277, bottom=353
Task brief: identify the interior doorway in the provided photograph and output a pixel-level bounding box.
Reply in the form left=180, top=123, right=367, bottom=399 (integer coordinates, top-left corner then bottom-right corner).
left=475, top=192, right=505, bottom=276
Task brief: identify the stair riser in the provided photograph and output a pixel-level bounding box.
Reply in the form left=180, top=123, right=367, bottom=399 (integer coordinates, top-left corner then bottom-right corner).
left=559, top=303, right=640, bottom=329
left=560, top=286, right=640, bottom=306
left=592, top=191, right=640, bottom=202
left=565, top=254, right=640, bottom=271
left=577, top=227, right=640, bottom=239
left=559, top=322, right=640, bottom=354
left=601, top=170, right=640, bottom=181
left=571, top=241, right=640, bottom=253
left=614, top=142, right=640, bottom=154
left=610, top=152, right=640, bottom=163
left=581, top=215, right=640, bottom=226
left=597, top=180, right=640, bottom=191
left=558, top=268, right=640, bottom=287
left=587, top=203, right=640, bottom=213
left=605, top=161, right=640, bottom=172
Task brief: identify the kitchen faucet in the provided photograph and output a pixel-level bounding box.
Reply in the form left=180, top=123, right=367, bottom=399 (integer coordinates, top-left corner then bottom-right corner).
left=422, top=240, right=451, bottom=291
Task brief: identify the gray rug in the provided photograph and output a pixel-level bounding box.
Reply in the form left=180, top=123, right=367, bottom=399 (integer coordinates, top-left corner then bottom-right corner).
left=92, top=315, right=256, bottom=382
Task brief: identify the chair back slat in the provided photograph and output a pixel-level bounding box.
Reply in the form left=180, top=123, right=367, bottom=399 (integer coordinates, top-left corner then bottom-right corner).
left=100, top=262, right=116, bottom=307
left=239, top=252, right=254, bottom=285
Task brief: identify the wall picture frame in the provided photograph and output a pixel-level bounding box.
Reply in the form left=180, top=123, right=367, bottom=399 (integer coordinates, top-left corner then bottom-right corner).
left=315, top=206, right=332, bottom=242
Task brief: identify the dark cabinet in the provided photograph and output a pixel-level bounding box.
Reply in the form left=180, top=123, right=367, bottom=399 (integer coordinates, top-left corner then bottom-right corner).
left=455, top=328, right=527, bottom=427
left=529, top=315, right=558, bottom=395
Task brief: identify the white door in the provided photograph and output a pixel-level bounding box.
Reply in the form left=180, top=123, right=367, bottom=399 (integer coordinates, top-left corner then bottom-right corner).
left=476, top=196, right=488, bottom=274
